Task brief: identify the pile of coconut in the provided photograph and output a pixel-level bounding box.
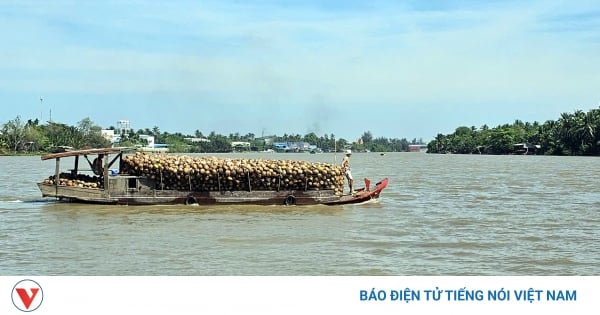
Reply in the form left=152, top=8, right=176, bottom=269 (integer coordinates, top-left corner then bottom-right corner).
left=121, top=152, right=345, bottom=194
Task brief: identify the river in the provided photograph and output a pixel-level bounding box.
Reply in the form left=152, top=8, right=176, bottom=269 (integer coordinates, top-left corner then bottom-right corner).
left=1, top=152, right=598, bottom=275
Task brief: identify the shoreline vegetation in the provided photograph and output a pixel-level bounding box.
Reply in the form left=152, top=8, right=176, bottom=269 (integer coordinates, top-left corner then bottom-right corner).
left=1, top=106, right=599, bottom=156
left=0, top=116, right=418, bottom=156
left=427, top=107, right=600, bottom=156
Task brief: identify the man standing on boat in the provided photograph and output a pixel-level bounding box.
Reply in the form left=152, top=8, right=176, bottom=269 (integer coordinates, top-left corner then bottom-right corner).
left=341, top=149, right=354, bottom=195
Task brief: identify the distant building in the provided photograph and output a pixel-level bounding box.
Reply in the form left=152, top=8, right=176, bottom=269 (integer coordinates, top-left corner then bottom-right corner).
left=274, top=142, right=312, bottom=152
left=101, top=130, right=116, bottom=145
left=116, top=120, right=131, bottom=136
left=137, top=146, right=168, bottom=153
left=139, top=135, right=155, bottom=148
left=184, top=137, right=211, bottom=143
left=256, top=136, right=275, bottom=146
left=137, top=139, right=168, bottom=153
left=274, top=142, right=290, bottom=152
left=409, top=144, right=428, bottom=152
left=231, top=141, right=251, bottom=151
left=513, top=143, right=541, bottom=155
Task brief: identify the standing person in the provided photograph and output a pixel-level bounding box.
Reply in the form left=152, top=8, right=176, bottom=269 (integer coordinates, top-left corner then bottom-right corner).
left=341, top=149, right=354, bottom=194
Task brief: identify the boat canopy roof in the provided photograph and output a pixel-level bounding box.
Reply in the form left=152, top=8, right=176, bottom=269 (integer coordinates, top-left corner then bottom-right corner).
left=41, top=147, right=131, bottom=161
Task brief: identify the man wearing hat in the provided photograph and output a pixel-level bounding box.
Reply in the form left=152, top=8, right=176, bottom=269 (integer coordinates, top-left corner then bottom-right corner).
left=341, top=149, right=354, bottom=194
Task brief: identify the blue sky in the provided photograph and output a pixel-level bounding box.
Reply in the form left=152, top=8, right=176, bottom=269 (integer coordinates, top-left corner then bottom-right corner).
left=1, top=0, right=599, bottom=141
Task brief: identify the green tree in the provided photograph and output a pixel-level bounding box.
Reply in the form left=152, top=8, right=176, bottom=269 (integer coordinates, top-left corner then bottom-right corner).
left=371, top=137, right=390, bottom=152
left=449, top=126, right=477, bottom=154
left=77, top=117, right=111, bottom=148
left=1, top=116, right=26, bottom=152
left=390, top=138, right=409, bottom=152
left=361, top=131, right=373, bottom=144
left=165, top=135, right=191, bottom=153
left=0, top=137, right=6, bottom=153
left=152, top=126, right=160, bottom=143
left=23, top=122, right=46, bottom=152
left=303, top=132, right=318, bottom=146
left=77, top=117, right=95, bottom=137
left=244, top=133, right=255, bottom=141
left=428, top=133, right=448, bottom=153
left=42, top=122, right=77, bottom=148
left=209, top=135, right=232, bottom=152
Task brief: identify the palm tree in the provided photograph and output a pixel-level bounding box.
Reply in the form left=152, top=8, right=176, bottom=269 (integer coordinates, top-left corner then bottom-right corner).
left=573, top=109, right=598, bottom=154
left=434, top=133, right=446, bottom=153
left=152, top=126, right=160, bottom=143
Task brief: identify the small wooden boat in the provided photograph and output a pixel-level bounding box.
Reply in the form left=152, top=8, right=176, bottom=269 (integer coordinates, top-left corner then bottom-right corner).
left=37, top=148, right=388, bottom=206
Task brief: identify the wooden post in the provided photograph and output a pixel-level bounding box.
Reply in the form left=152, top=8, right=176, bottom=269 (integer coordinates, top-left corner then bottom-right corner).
left=218, top=172, right=222, bottom=194
left=247, top=171, right=252, bottom=192
left=277, top=167, right=282, bottom=192
left=55, top=157, right=60, bottom=196
left=103, top=154, right=109, bottom=192
left=73, top=156, right=79, bottom=176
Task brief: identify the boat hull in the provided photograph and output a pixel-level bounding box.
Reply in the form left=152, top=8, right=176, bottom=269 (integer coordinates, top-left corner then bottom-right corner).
left=38, top=177, right=389, bottom=206
left=322, top=178, right=389, bottom=205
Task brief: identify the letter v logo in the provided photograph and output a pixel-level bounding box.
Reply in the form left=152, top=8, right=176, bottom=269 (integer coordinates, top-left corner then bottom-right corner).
left=16, top=288, right=39, bottom=309
left=12, top=279, right=44, bottom=312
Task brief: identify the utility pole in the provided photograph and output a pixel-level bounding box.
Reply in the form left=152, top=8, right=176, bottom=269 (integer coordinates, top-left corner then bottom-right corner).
left=40, top=96, right=43, bottom=122
left=333, top=134, right=337, bottom=163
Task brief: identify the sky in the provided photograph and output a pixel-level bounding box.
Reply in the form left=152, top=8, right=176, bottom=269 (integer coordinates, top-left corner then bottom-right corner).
left=1, top=0, right=599, bottom=141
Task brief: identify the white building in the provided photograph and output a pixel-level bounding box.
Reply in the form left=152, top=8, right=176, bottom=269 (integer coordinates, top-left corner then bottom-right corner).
left=231, top=141, right=251, bottom=150
left=184, top=137, right=211, bottom=143
left=139, top=135, right=155, bottom=148
left=101, top=129, right=117, bottom=145
left=116, top=120, right=131, bottom=135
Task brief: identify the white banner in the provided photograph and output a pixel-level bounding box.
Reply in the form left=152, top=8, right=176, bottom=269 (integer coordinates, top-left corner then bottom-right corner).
left=1, top=276, right=596, bottom=314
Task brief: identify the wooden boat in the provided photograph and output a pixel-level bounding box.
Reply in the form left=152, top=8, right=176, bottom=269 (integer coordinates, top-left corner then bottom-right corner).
left=37, top=148, right=388, bottom=206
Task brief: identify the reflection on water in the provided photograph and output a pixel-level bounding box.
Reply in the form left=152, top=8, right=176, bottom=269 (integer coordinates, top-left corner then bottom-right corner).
left=0, top=153, right=599, bottom=275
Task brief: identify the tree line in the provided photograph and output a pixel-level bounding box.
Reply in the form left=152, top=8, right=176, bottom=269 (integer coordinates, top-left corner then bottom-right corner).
left=3, top=107, right=598, bottom=156
left=0, top=116, right=417, bottom=154
left=427, top=107, right=600, bottom=155
left=0, top=117, right=111, bottom=153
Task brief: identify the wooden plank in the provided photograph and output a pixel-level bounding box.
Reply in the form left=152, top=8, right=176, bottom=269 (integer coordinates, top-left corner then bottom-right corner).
left=41, top=147, right=124, bottom=161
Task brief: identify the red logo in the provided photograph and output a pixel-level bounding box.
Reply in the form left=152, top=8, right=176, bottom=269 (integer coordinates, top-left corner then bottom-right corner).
left=11, top=279, right=44, bottom=312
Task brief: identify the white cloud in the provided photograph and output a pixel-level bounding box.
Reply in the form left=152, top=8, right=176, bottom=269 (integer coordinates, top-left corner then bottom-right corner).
left=1, top=0, right=598, bottom=111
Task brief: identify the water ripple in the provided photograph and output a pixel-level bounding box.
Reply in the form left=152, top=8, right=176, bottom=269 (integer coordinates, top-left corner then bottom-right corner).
left=0, top=154, right=599, bottom=275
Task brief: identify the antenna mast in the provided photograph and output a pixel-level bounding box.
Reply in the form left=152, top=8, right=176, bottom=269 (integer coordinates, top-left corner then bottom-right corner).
left=334, top=134, right=337, bottom=163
